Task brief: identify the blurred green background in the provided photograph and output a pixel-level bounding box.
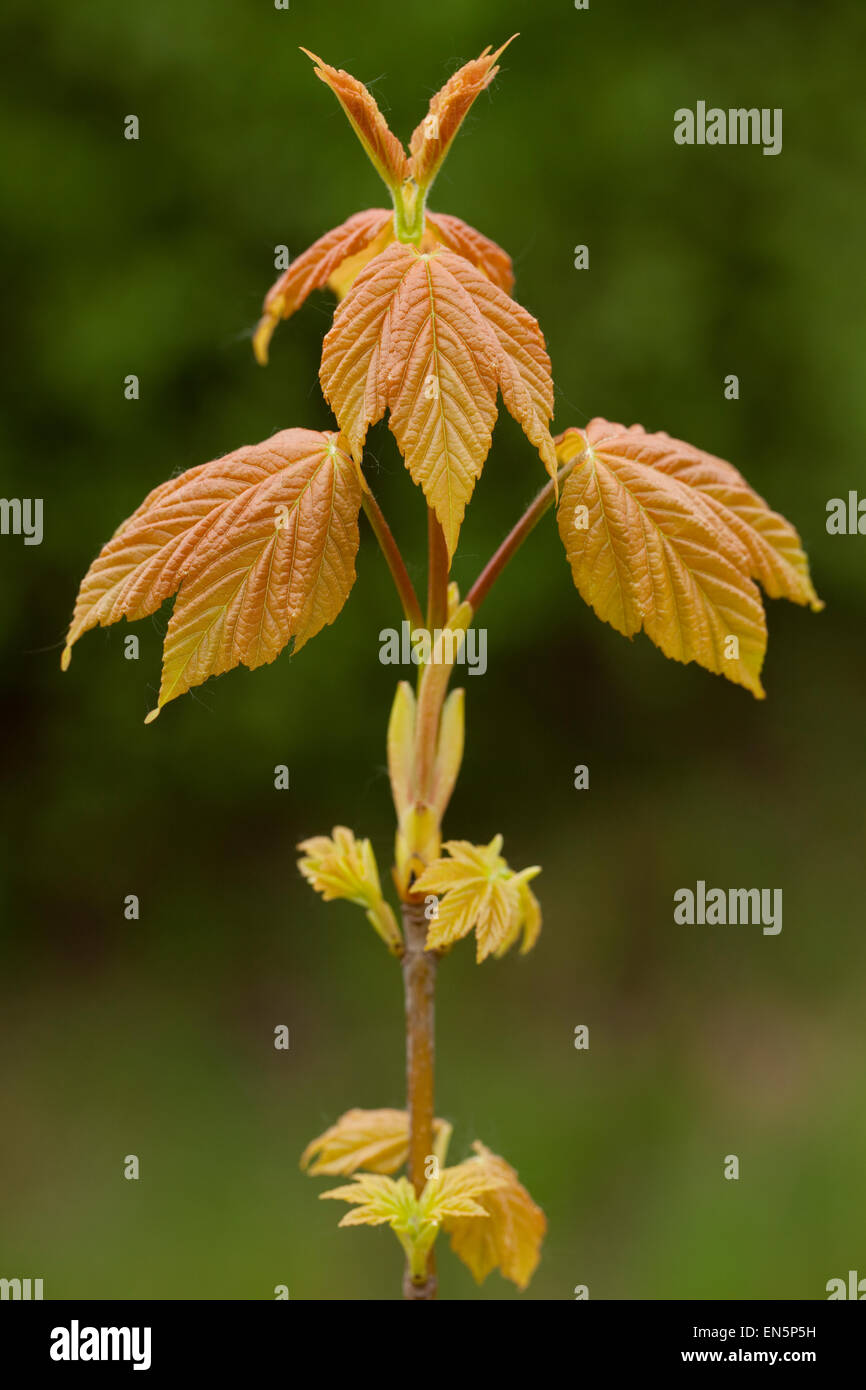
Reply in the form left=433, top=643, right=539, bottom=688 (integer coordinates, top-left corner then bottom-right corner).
left=2, top=0, right=865, bottom=1300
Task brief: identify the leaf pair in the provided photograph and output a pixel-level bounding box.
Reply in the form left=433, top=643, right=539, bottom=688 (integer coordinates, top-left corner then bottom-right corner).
left=63, top=430, right=361, bottom=718
left=253, top=39, right=518, bottom=361
left=303, top=1107, right=545, bottom=1288
left=556, top=419, right=823, bottom=697
left=302, top=39, right=516, bottom=198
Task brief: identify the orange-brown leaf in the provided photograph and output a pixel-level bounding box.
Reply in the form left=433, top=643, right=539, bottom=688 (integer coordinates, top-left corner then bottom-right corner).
left=320, top=244, right=556, bottom=555
left=445, top=254, right=557, bottom=480
left=319, top=241, right=416, bottom=462
left=408, top=38, right=517, bottom=192
left=254, top=209, right=393, bottom=364
left=301, top=48, right=409, bottom=190
left=326, top=219, right=396, bottom=303
left=557, top=421, right=771, bottom=696
left=425, top=212, right=514, bottom=293
left=386, top=252, right=499, bottom=557
left=64, top=430, right=361, bottom=716
left=615, top=425, right=823, bottom=611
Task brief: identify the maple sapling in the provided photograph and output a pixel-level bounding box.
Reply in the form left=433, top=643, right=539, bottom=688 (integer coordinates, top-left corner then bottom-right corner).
left=64, top=38, right=821, bottom=1299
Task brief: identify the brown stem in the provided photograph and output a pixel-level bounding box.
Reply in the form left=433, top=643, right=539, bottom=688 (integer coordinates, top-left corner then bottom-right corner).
left=401, top=897, right=438, bottom=1300
left=426, top=508, right=450, bottom=631
left=361, top=488, right=425, bottom=630
left=464, top=456, right=579, bottom=615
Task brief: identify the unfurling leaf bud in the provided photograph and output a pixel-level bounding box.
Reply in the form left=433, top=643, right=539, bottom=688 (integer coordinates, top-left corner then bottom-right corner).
left=298, top=826, right=402, bottom=951
left=430, top=688, right=464, bottom=822
left=387, top=681, right=416, bottom=823
left=394, top=804, right=441, bottom=899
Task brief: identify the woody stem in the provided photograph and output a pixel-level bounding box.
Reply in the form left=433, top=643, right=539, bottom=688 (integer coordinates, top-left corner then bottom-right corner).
left=401, top=897, right=438, bottom=1300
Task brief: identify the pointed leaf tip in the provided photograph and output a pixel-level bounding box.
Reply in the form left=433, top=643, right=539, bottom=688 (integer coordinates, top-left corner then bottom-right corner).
left=253, top=313, right=277, bottom=365
left=491, top=34, right=520, bottom=62
left=299, top=48, right=408, bottom=192
left=144, top=706, right=160, bottom=724
left=408, top=36, right=520, bottom=194
left=60, top=645, right=71, bottom=672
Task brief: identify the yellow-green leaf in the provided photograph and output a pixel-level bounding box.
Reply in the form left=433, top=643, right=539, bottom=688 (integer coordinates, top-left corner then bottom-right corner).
left=422, top=1157, right=507, bottom=1222
left=387, top=680, right=417, bottom=824
left=297, top=827, right=401, bottom=950
left=412, top=837, right=541, bottom=962
left=320, top=1173, right=417, bottom=1228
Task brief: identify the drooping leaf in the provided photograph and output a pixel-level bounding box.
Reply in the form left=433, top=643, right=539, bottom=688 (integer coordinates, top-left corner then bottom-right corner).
left=445, top=1142, right=546, bottom=1289
left=254, top=209, right=394, bottom=364
left=612, top=424, right=823, bottom=611
left=408, top=38, right=517, bottom=194
left=385, top=250, right=500, bottom=556
left=320, top=243, right=556, bottom=556
left=301, top=1107, right=447, bottom=1177
left=412, top=836, right=542, bottom=961
left=300, top=49, right=409, bottom=191
left=425, top=211, right=514, bottom=293
left=326, top=219, right=396, bottom=303
left=444, top=253, right=557, bottom=481
left=64, top=430, right=362, bottom=718
left=556, top=421, right=773, bottom=697
left=320, top=1159, right=504, bottom=1229
left=319, top=241, right=415, bottom=461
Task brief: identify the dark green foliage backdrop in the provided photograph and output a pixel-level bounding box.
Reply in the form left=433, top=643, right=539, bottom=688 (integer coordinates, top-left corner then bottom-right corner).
left=1, top=0, right=864, bottom=1298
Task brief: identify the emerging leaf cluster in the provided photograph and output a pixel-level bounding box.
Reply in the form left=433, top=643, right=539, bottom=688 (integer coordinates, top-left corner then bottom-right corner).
left=301, top=1108, right=545, bottom=1288
left=299, top=824, right=541, bottom=964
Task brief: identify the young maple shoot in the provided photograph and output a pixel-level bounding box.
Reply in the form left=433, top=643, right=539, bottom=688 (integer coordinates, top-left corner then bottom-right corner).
left=63, top=39, right=821, bottom=1299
